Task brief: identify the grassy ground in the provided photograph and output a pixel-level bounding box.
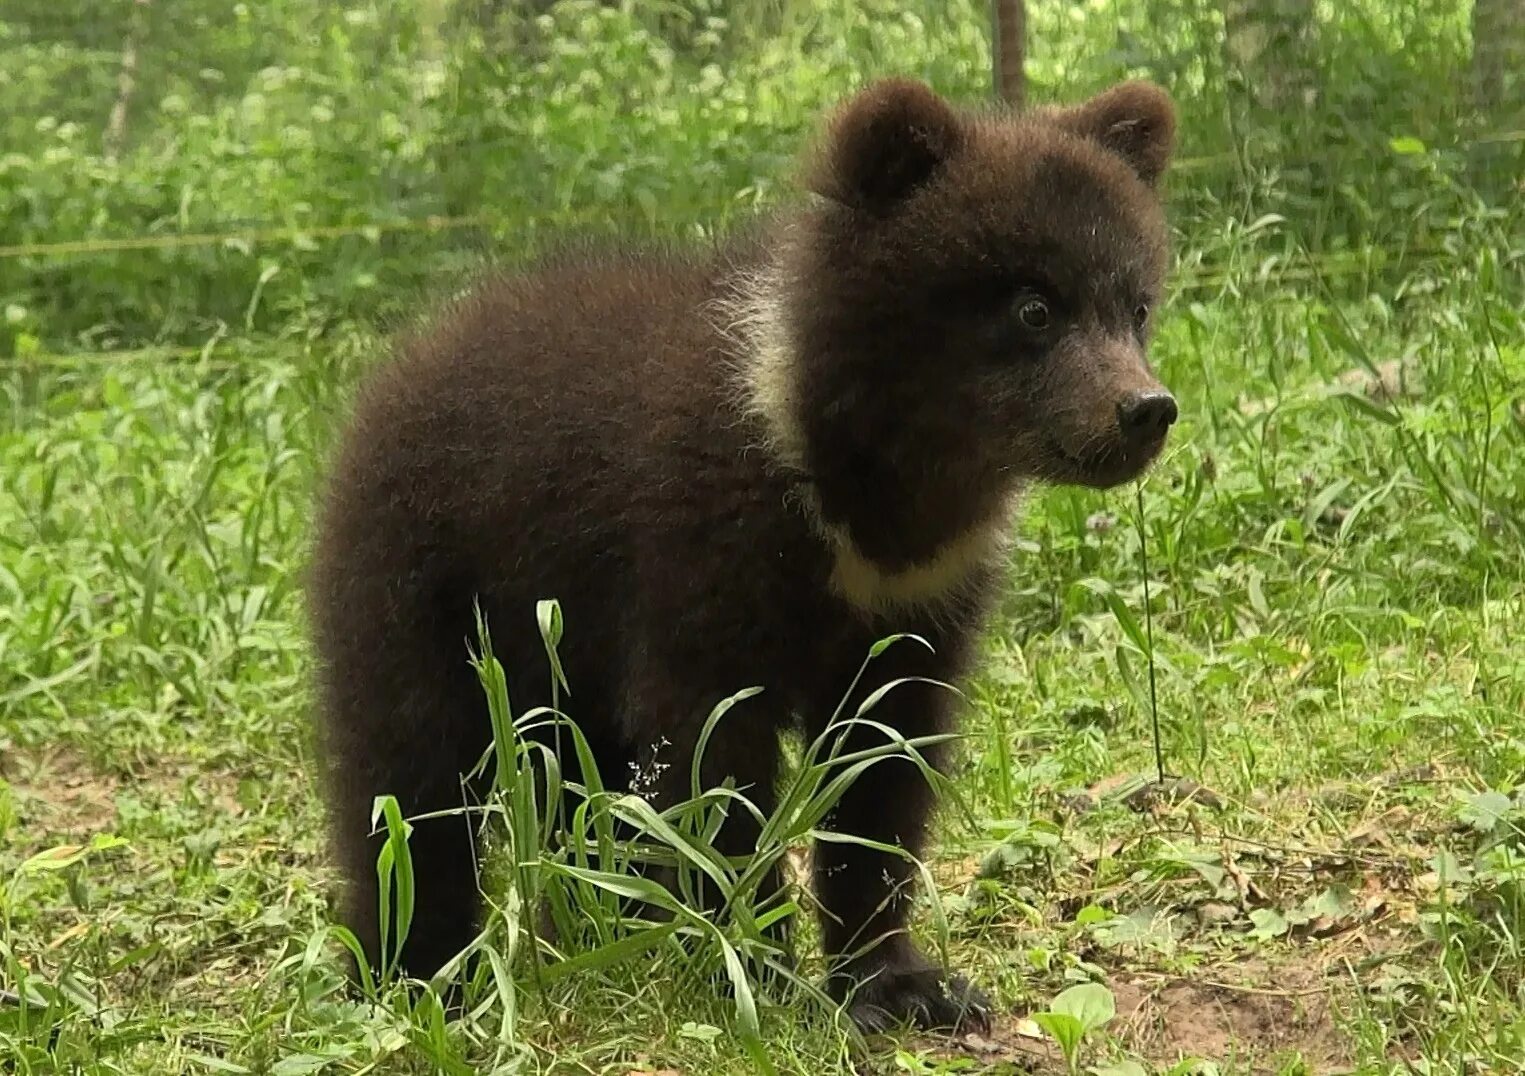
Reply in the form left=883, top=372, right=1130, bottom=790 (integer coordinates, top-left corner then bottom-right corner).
left=3, top=2, right=1524, bottom=1073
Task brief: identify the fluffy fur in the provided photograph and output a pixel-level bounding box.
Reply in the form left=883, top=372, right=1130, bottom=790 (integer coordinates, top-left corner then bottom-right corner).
left=308, top=76, right=1179, bottom=1033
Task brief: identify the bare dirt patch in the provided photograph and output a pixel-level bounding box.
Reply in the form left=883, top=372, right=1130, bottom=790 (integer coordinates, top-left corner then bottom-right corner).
left=2, top=742, right=122, bottom=845
left=1, top=741, right=247, bottom=856
left=921, top=951, right=1359, bottom=1075
left=1110, top=962, right=1352, bottom=1073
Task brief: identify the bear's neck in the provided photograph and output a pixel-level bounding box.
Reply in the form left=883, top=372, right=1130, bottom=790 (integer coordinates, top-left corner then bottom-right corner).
left=716, top=241, right=1023, bottom=616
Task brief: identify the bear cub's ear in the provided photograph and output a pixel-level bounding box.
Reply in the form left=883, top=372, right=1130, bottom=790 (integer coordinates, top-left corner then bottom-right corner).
left=808, top=77, right=964, bottom=213
left=1056, top=80, right=1177, bottom=187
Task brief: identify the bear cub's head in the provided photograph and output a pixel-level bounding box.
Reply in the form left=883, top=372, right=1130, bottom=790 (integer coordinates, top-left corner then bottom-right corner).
left=781, top=77, right=1179, bottom=497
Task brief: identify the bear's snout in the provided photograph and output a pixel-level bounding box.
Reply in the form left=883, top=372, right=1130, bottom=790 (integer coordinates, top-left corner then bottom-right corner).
left=1116, top=389, right=1178, bottom=446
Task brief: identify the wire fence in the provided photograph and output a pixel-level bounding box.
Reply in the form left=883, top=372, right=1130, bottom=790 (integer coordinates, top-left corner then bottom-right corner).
left=7, top=206, right=1507, bottom=370
left=1, top=134, right=1519, bottom=263
left=8, top=245, right=1478, bottom=370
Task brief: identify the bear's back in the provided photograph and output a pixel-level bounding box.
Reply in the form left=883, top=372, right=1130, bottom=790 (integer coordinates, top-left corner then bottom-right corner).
left=320, top=246, right=734, bottom=575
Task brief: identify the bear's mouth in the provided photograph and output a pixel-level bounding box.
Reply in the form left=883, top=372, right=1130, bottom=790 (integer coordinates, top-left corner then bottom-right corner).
left=1046, top=434, right=1164, bottom=489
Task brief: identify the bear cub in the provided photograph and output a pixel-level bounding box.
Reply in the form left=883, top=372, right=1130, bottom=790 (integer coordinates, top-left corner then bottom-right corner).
left=308, top=76, right=1178, bottom=1033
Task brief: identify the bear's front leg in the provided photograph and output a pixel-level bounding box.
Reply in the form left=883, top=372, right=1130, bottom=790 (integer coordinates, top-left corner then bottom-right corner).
left=622, top=652, right=792, bottom=949
left=812, top=674, right=991, bottom=1035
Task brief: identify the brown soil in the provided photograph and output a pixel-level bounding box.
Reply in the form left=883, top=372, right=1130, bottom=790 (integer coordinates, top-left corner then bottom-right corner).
left=923, top=952, right=1358, bottom=1075
left=1, top=741, right=246, bottom=856
left=1110, top=962, right=1352, bottom=1073
left=2, top=741, right=122, bottom=844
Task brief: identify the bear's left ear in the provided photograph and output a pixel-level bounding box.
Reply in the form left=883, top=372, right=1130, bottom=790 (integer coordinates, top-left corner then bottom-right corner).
left=1055, top=80, right=1176, bottom=187
left=807, top=77, right=964, bottom=214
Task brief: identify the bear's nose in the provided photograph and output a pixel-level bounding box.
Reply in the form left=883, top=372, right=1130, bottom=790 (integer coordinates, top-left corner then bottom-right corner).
left=1117, top=390, right=1178, bottom=443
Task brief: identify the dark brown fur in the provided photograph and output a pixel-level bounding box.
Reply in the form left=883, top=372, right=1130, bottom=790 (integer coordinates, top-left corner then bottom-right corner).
left=308, top=77, right=1178, bottom=1033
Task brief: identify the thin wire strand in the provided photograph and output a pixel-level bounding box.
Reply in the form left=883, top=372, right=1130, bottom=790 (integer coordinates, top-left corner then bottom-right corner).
left=0, top=128, right=1519, bottom=262
left=5, top=246, right=1488, bottom=368
left=0, top=214, right=497, bottom=260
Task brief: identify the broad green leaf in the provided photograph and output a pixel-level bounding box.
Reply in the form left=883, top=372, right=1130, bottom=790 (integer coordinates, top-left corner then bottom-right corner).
left=1051, top=982, right=1117, bottom=1032
left=1457, top=789, right=1514, bottom=833
left=1248, top=907, right=1290, bottom=939
left=1033, top=1010, right=1086, bottom=1058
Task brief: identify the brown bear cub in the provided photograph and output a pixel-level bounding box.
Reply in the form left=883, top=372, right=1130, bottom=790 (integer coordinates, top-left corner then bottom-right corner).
left=308, top=76, right=1178, bottom=1033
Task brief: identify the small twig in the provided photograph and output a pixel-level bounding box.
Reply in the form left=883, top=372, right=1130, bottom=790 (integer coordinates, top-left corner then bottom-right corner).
left=1203, top=830, right=1412, bottom=871
left=1128, top=969, right=1331, bottom=998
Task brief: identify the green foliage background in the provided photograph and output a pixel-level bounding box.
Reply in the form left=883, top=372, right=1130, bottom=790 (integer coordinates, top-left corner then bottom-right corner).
left=1, top=0, right=1514, bottom=353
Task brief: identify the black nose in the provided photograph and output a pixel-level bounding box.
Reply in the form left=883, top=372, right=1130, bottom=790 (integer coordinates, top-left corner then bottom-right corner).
left=1117, top=390, right=1178, bottom=442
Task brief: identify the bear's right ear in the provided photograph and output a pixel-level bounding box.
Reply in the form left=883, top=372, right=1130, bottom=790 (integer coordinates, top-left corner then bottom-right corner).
left=807, top=78, right=963, bottom=214
left=1052, top=80, right=1176, bottom=187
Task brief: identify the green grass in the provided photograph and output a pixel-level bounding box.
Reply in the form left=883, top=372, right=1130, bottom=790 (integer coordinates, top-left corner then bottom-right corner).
left=3, top=0, right=1525, bottom=1072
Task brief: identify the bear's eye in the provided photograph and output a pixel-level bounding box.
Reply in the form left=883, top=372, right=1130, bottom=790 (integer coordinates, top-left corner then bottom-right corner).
left=1016, top=297, right=1050, bottom=331
left=1133, top=303, right=1151, bottom=331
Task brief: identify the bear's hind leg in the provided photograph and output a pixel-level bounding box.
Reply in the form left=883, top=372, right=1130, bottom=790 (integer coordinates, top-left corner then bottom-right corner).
left=317, top=621, right=496, bottom=985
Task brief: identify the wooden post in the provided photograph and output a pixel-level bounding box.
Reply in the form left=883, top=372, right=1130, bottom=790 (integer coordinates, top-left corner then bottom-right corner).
left=992, top=0, right=1026, bottom=107
left=104, top=0, right=151, bottom=162
left=1472, top=0, right=1525, bottom=115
